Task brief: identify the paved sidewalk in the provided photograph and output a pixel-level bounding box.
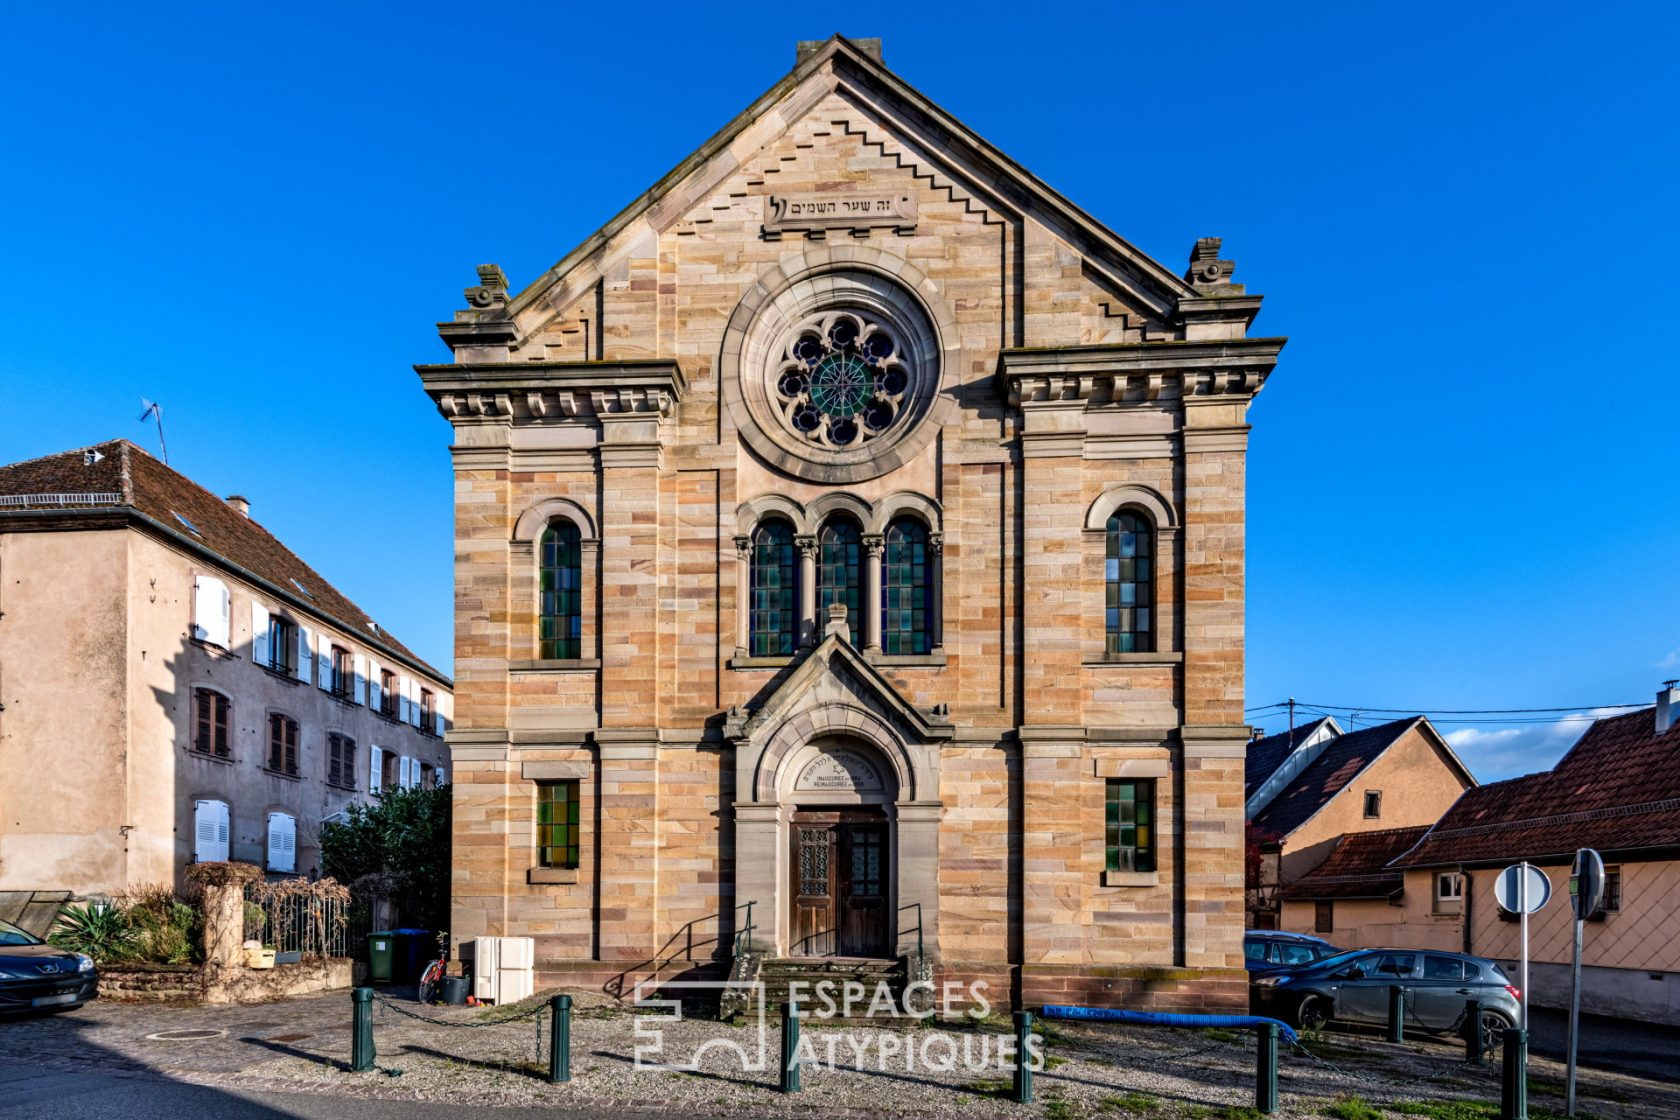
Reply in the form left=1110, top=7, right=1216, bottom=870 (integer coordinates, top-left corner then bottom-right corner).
left=1, top=988, right=1674, bottom=1119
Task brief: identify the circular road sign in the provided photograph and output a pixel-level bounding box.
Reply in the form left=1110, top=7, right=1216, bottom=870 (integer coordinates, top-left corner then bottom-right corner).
left=1495, top=863, right=1553, bottom=914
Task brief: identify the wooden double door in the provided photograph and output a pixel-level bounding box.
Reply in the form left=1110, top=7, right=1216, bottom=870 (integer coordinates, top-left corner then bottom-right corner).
left=790, top=809, right=889, bottom=957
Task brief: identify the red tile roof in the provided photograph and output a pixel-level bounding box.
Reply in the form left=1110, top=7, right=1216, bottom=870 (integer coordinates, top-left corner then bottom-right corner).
left=0, top=440, right=446, bottom=683
left=1391, top=707, right=1680, bottom=868
left=1275, top=825, right=1431, bottom=900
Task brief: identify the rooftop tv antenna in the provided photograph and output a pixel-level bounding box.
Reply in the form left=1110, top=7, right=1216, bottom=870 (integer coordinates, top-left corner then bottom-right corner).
left=138, top=399, right=169, bottom=465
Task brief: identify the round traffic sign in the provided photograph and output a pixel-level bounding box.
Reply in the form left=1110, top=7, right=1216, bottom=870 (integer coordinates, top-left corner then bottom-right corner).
left=1495, top=863, right=1552, bottom=914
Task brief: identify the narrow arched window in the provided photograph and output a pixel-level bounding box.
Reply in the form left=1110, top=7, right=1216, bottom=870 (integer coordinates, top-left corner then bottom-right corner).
left=1106, top=510, right=1154, bottom=653
left=817, top=518, right=862, bottom=646
left=539, top=520, right=583, bottom=659
left=750, top=519, right=798, bottom=656
left=882, top=517, right=931, bottom=655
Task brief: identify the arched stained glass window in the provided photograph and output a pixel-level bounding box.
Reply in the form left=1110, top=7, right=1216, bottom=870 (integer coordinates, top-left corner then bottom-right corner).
left=817, top=518, right=862, bottom=646
left=882, top=517, right=931, bottom=655
left=1106, top=510, right=1154, bottom=653
left=750, top=520, right=798, bottom=656
left=539, top=520, right=583, bottom=660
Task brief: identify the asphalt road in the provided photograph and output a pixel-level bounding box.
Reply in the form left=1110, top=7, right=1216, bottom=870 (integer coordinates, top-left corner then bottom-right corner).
left=0, top=1059, right=676, bottom=1120
left=1524, top=1006, right=1680, bottom=1084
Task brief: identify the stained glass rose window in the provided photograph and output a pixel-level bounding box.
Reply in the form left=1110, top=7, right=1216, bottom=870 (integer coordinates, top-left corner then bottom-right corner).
left=772, top=311, right=909, bottom=449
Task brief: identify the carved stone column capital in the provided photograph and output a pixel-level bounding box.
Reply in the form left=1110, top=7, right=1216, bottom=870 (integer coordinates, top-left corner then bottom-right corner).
left=928, top=532, right=944, bottom=557
left=795, top=534, right=819, bottom=561
left=862, top=533, right=885, bottom=558
left=733, top=535, right=753, bottom=560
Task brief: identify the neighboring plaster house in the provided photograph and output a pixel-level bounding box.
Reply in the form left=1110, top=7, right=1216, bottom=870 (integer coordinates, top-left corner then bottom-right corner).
left=1245, top=715, right=1475, bottom=934
left=0, top=441, right=451, bottom=902
left=1389, top=690, right=1680, bottom=1027
left=419, top=37, right=1284, bottom=1011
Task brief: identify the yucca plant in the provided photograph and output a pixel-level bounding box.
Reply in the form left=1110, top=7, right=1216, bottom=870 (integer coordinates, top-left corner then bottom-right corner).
left=48, top=901, right=137, bottom=962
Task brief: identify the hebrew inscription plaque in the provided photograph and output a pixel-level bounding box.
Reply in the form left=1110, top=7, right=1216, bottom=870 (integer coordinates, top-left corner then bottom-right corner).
left=762, top=192, right=917, bottom=239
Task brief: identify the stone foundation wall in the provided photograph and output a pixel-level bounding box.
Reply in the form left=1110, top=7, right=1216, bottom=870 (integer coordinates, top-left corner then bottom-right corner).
left=98, top=965, right=203, bottom=1002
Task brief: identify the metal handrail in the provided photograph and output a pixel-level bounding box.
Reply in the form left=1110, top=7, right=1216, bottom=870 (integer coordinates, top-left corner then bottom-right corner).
left=897, top=901, right=924, bottom=959
left=732, top=900, right=757, bottom=959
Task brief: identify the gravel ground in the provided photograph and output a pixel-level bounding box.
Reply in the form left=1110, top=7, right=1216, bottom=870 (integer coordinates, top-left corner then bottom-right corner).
left=4, top=988, right=1675, bottom=1119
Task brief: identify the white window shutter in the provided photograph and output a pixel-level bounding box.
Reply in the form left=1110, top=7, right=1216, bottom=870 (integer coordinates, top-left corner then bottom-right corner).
left=369, top=746, right=383, bottom=794
left=353, top=654, right=367, bottom=705
left=317, top=639, right=332, bottom=690
left=438, top=692, right=451, bottom=735
left=194, top=576, right=230, bottom=647
left=407, top=679, right=420, bottom=726
left=268, top=812, right=296, bottom=873
left=192, top=577, right=209, bottom=642
left=435, top=766, right=446, bottom=786
left=398, top=677, right=411, bottom=724
left=405, top=756, right=416, bottom=788
left=368, top=659, right=382, bottom=712
left=298, top=627, right=313, bottom=683
left=251, top=602, right=269, bottom=666
left=217, top=582, right=232, bottom=648
left=196, top=800, right=229, bottom=862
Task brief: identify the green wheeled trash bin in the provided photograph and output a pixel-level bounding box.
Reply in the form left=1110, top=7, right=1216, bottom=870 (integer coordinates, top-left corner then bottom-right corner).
left=367, top=931, right=397, bottom=984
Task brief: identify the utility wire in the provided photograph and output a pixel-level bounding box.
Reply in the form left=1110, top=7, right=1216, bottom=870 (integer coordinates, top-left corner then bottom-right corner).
left=1245, top=699, right=1646, bottom=717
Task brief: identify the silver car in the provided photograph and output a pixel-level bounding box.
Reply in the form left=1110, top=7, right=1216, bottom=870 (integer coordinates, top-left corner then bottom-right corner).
left=1251, top=947, right=1520, bottom=1048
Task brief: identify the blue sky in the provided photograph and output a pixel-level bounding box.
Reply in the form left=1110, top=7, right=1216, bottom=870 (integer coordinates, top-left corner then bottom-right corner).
left=3, top=2, right=1674, bottom=781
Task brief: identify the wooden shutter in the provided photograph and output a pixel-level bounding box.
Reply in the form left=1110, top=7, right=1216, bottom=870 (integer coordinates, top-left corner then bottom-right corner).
left=195, top=800, right=229, bottom=862
left=267, top=812, right=296, bottom=873
left=368, top=660, right=382, bottom=712
left=434, top=766, right=446, bottom=786
left=298, top=627, right=313, bottom=683
left=353, top=654, right=367, bottom=705
left=194, top=576, right=230, bottom=647
left=317, top=638, right=333, bottom=690
left=284, top=718, right=298, bottom=774
left=252, top=602, right=270, bottom=667
left=368, top=746, right=382, bottom=794
left=437, top=692, right=451, bottom=736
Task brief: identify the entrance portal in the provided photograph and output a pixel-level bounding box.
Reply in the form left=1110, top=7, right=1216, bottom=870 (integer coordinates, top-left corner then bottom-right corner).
left=790, top=808, right=889, bottom=957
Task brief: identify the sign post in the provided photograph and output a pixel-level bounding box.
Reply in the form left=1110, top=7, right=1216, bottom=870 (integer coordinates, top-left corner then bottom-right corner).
left=1566, top=848, right=1604, bottom=1119
left=1494, top=862, right=1551, bottom=1030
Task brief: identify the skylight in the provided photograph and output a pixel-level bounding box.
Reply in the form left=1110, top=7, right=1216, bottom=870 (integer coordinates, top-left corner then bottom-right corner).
left=171, top=511, right=201, bottom=536
left=290, top=578, right=313, bottom=599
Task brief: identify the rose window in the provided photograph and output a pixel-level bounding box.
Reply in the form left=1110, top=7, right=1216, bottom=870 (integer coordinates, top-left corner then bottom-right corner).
left=773, top=311, right=909, bottom=448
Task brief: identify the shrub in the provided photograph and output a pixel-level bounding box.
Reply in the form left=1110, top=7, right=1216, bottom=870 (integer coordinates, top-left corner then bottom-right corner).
left=49, top=902, right=136, bottom=962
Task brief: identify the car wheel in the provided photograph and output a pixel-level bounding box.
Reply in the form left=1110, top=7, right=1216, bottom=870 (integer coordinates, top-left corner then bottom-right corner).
left=1296, top=995, right=1330, bottom=1032
left=1478, top=1009, right=1512, bottom=1052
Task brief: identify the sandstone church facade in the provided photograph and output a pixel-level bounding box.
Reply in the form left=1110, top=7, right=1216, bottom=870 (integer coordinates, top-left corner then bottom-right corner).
left=420, top=37, right=1282, bottom=1010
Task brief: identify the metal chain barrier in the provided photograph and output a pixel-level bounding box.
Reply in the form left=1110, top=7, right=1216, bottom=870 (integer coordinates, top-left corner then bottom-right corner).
left=365, top=990, right=550, bottom=1075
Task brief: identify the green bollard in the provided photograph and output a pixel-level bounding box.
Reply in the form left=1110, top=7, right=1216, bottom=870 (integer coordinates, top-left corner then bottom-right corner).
left=1012, top=1010, right=1034, bottom=1104
left=548, top=994, right=572, bottom=1083
left=1463, top=998, right=1484, bottom=1064
left=350, top=987, right=375, bottom=1072
left=779, top=998, right=801, bottom=1094
left=1387, top=986, right=1406, bottom=1043
left=1254, top=1021, right=1278, bottom=1114
left=1500, top=1028, right=1528, bottom=1120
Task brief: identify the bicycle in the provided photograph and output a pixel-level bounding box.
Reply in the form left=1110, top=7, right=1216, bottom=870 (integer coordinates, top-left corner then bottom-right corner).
left=417, top=932, right=451, bottom=1004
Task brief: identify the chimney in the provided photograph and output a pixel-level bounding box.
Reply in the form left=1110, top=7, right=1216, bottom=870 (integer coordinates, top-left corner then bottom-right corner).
left=225, top=494, right=250, bottom=519
left=1659, top=681, right=1680, bottom=736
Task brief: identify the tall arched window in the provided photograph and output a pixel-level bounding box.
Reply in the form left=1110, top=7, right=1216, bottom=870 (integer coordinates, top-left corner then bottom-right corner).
left=1106, top=510, right=1154, bottom=653
left=882, top=517, right=931, bottom=654
left=750, top=519, right=798, bottom=656
left=539, top=520, right=583, bottom=659
left=817, top=518, right=862, bottom=646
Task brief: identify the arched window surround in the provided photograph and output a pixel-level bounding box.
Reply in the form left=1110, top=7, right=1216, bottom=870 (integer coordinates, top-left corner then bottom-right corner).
left=733, top=491, right=944, bottom=662
left=1084, top=485, right=1179, bottom=660
left=512, top=498, right=599, bottom=666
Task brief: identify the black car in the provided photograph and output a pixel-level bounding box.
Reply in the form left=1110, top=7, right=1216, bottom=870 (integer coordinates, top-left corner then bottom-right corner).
left=1244, top=930, right=1340, bottom=973
left=1251, top=947, right=1520, bottom=1048
left=0, top=918, right=98, bottom=1013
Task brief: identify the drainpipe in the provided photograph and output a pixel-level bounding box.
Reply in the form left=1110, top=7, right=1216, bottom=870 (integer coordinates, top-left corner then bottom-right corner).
left=1461, top=866, right=1473, bottom=954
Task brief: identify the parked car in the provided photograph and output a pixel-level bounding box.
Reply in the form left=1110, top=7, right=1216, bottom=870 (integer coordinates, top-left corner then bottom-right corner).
left=0, top=918, right=98, bottom=1014
left=1251, top=947, right=1519, bottom=1048
left=1244, top=930, right=1341, bottom=973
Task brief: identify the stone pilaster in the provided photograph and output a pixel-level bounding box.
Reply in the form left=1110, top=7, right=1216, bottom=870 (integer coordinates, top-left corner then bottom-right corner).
left=598, top=414, right=662, bottom=727
left=1018, top=729, right=1086, bottom=965
left=594, top=733, right=660, bottom=961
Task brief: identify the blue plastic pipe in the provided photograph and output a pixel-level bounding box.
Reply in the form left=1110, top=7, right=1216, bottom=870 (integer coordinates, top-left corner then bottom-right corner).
left=1038, top=1006, right=1299, bottom=1046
